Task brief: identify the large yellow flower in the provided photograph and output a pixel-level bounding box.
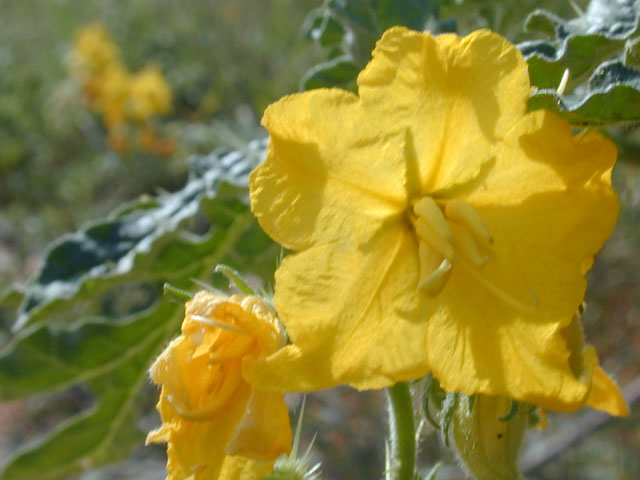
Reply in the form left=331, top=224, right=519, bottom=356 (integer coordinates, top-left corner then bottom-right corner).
left=248, top=27, right=627, bottom=414
left=147, top=292, right=292, bottom=479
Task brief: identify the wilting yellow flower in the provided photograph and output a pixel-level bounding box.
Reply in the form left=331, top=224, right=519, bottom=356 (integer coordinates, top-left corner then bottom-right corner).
left=147, top=292, right=292, bottom=479
left=248, top=27, right=627, bottom=414
left=72, top=23, right=120, bottom=76
left=128, top=65, right=172, bottom=121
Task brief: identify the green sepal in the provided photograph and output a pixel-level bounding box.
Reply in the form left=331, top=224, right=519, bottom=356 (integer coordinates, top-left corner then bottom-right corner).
left=214, top=264, right=256, bottom=295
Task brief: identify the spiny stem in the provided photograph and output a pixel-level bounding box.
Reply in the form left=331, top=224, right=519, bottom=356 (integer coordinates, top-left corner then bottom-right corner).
left=386, top=382, right=416, bottom=480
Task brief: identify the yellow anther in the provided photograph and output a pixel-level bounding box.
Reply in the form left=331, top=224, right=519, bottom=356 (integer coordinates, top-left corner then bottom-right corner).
left=191, top=315, right=247, bottom=335
left=415, top=218, right=457, bottom=262
left=444, top=199, right=494, bottom=246
left=419, top=257, right=453, bottom=296
left=166, top=365, right=242, bottom=421
left=451, top=224, right=488, bottom=267
left=414, top=197, right=452, bottom=242
left=418, top=241, right=442, bottom=279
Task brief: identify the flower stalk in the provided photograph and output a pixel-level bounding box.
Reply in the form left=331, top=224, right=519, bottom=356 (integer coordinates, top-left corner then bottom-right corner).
left=386, top=382, right=416, bottom=480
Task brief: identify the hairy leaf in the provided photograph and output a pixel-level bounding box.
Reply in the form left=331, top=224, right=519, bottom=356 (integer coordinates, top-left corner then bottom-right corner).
left=302, top=0, right=442, bottom=89
left=0, top=139, right=280, bottom=480
left=521, top=0, right=640, bottom=124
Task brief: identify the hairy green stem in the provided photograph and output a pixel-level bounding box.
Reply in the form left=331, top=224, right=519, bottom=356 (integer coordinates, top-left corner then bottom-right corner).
left=386, top=382, right=416, bottom=480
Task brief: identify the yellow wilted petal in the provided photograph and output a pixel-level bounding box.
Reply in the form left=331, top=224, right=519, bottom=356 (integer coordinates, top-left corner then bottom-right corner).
left=147, top=292, right=291, bottom=480
left=218, top=455, right=273, bottom=480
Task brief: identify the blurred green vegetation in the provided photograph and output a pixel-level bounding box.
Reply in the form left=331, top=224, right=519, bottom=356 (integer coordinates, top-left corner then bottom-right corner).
left=0, top=0, right=321, bottom=289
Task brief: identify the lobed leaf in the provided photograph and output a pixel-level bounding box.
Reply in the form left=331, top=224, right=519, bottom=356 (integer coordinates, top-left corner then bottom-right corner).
left=0, top=139, right=281, bottom=480
left=521, top=0, right=640, bottom=124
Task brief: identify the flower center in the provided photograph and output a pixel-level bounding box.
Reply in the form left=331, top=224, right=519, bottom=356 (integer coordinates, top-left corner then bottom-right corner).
left=411, top=197, right=538, bottom=312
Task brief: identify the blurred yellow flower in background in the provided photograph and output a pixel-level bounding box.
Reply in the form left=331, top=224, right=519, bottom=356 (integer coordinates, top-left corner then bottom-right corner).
left=92, top=63, right=130, bottom=129
left=147, top=292, right=291, bottom=480
left=248, top=27, right=627, bottom=415
left=72, top=23, right=120, bottom=77
left=70, top=23, right=174, bottom=155
left=129, top=65, right=173, bottom=122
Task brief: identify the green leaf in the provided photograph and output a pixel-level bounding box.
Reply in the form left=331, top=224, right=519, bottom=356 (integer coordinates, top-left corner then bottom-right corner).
left=0, top=287, right=24, bottom=347
left=328, top=0, right=379, bottom=36
left=521, top=0, right=640, bottom=124
left=371, top=0, right=438, bottom=32
left=301, top=55, right=360, bottom=91
left=308, top=10, right=348, bottom=49
left=0, top=139, right=281, bottom=480
left=0, top=304, right=173, bottom=480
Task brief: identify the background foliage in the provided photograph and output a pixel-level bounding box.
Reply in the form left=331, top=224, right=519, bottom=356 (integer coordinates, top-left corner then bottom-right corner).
left=1, top=0, right=639, bottom=479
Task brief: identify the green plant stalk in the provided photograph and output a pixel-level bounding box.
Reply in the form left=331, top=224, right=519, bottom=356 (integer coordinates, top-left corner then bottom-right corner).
left=386, top=382, right=416, bottom=480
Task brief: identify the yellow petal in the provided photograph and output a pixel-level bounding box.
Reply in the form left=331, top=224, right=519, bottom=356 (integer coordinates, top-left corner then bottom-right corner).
left=250, top=89, right=408, bottom=251
left=421, top=105, right=618, bottom=410
left=426, top=195, right=615, bottom=410
left=227, top=388, right=292, bottom=460
left=358, top=27, right=530, bottom=195
left=587, top=366, right=629, bottom=416
left=245, top=223, right=429, bottom=391
left=218, top=455, right=273, bottom=480
left=466, top=109, right=618, bottom=211
left=148, top=383, right=252, bottom=480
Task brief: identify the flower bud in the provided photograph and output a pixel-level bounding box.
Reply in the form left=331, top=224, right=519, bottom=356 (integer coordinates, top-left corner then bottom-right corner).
left=450, top=395, right=527, bottom=480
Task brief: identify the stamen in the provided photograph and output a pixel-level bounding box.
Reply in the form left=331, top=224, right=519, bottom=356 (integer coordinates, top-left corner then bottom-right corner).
left=418, top=242, right=443, bottom=279
left=444, top=199, right=494, bottom=246
left=166, top=365, right=242, bottom=421
left=415, top=218, right=457, bottom=262
left=458, top=259, right=539, bottom=313
left=451, top=224, right=488, bottom=267
left=419, top=257, right=453, bottom=296
left=191, top=315, right=247, bottom=334
left=414, top=197, right=452, bottom=242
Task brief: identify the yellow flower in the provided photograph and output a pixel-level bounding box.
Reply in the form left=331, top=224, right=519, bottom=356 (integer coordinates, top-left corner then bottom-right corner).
left=248, top=27, right=627, bottom=414
left=147, top=292, right=292, bottom=480
left=72, top=23, right=120, bottom=76
left=128, top=65, right=173, bottom=122
left=92, top=62, right=130, bottom=130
